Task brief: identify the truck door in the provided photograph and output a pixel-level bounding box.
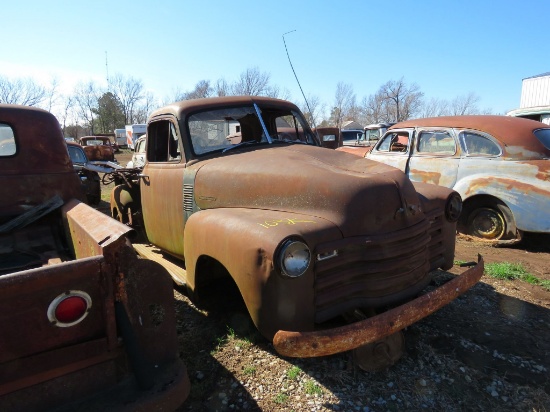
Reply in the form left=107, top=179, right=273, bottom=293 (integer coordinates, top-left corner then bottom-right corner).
left=407, top=128, right=460, bottom=188
left=141, top=118, right=186, bottom=260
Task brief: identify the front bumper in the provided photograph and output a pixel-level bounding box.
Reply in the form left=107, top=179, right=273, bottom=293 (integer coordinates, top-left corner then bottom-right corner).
left=273, top=255, right=483, bottom=357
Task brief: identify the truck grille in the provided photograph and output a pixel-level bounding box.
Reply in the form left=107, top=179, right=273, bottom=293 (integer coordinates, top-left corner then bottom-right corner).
left=313, top=219, right=432, bottom=323
left=424, top=208, right=446, bottom=270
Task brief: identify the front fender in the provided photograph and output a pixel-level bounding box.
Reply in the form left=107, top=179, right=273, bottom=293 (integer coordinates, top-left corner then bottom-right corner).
left=183, top=208, right=342, bottom=339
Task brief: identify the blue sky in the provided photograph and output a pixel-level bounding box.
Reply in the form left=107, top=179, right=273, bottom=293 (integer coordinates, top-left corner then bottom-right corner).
left=1, top=0, right=548, bottom=116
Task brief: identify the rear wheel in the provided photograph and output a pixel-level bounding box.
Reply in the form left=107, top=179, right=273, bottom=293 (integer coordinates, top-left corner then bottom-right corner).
left=462, top=200, right=515, bottom=240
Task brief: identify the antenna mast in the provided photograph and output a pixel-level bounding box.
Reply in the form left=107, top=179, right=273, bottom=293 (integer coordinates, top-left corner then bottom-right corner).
left=282, top=30, right=316, bottom=128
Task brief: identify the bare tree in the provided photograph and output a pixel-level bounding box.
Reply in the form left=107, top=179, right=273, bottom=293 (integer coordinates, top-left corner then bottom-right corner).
left=43, top=77, right=60, bottom=112
left=134, top=91, right=158, bottom=123
left=109, top=73, right=144, bottom=124
left=419, top=97, right=450, bottom=118
left=0, top=76, right=47, bottom=106
left=232, top=67, right=271, bottom=96
left=299, top=94, right=323, bottom=127
left=73, top=81, right=102, bottom=135
left=214, top=78, right=230, bottom=97
left=58, top=95, right=75, bottom=134
left=378, top=77, right=423, bottom=122
left=359, top=94, right=387, bottom=125
left=449, top=92, right=480, bottom=115
left=331, top=82, right=356, bottom=128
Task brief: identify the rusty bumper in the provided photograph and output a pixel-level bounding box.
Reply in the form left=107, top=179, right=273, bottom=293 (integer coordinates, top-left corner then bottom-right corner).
left=273, top=255, right=484, bottom=358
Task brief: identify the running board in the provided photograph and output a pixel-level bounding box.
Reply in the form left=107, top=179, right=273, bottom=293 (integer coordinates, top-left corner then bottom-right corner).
left=132, top=243, right=187, bottom=286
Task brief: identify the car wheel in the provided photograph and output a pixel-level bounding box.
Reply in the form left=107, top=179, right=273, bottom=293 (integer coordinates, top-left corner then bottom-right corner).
left=464, top=201, right=514, bottom=240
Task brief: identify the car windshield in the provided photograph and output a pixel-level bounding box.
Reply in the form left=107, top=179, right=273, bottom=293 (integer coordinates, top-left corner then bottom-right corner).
left=187, top=105, right=317, bottom=155
left=68, top=146, right=87, bottom=164
left=534, top=128, right=550, bottom=150
left=341, top=130, right=364, bottom=142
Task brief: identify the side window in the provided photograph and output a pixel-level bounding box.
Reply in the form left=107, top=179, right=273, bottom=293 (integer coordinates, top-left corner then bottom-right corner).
left=459, top=131, right=501, bottom=156
left=417, top=131, right=456, bottom=154
left=0, top=124, right=16, bottom=156
left=376, top=132, right=410, bottom=153
left=147, top=120, right=181, bottom=162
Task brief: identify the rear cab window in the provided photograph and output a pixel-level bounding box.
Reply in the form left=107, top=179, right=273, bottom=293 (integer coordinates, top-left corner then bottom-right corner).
left=0, top=123, right=16, bottom=156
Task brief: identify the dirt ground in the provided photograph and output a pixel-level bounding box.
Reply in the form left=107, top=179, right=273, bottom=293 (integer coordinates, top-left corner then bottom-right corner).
left=103, top=151, right=550, bottom=411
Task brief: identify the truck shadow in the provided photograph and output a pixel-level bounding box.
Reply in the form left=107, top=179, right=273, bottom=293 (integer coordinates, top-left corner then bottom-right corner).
left=172, top=287, right=262, bottom=412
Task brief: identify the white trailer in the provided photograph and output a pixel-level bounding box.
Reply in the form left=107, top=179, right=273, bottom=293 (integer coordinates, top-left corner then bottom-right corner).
left=114, top=129, right=127, bottom=148
left=125, top=124, right=146, bottom=150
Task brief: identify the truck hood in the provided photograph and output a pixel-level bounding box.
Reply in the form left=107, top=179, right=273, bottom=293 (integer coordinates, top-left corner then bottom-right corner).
left=193, top=144, right=426, bottom=237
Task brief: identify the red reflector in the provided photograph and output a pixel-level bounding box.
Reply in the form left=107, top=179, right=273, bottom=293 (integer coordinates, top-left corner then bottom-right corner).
left=55, top=296, right=87, bottom=323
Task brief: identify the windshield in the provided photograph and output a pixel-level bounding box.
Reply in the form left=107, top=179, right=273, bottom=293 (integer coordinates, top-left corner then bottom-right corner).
left=341, top=130, right=364, bottom=142
left=534, top=128, right=550, bottom=150
left=68, top=145, right=87, bottom=164
left=187, top=105, right=317, bottom=155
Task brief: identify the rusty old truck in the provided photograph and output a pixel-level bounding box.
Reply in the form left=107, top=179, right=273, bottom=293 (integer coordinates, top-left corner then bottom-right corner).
left=0, top=104, right=189, bottom=411
left=109, top=96, right=483, bottom=370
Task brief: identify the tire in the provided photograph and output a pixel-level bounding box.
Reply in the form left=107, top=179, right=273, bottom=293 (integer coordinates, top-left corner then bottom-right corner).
left=463, top=200, right=515, bottom=240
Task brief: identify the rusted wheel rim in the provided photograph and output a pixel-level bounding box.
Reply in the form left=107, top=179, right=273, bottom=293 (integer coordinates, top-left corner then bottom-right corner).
left=467, top=207, right=505, bottom=240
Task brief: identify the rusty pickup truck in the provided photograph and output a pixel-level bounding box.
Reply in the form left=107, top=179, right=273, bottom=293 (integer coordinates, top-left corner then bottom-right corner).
left=109, top=96, right=483, bottom=370
left=0, top=105, right=189, bottom=411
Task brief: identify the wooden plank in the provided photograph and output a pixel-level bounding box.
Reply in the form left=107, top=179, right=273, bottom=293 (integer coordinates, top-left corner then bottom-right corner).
left=132, top=243, right=187, bottom=286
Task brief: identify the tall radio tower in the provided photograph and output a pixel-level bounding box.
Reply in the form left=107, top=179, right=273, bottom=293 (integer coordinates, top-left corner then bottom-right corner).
left=105, top=51, right=109, bottom=86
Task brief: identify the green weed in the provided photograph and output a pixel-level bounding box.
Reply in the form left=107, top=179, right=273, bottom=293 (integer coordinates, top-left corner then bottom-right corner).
left=274, top=393, right=289, bottom=404
left=287, top=366, right=301, bottom=380
left=304, top=380, right=322, bottom=395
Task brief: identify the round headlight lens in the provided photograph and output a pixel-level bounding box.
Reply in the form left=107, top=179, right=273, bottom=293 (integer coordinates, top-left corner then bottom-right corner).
left=445, top=192, right=462, bottom=222
left=278, top=240, right=311, bottom=278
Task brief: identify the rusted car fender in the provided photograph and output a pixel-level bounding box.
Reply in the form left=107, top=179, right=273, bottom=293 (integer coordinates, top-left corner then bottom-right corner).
left=183, top=207, right=342, bottom=339
left=452, top=174, right=550, bottom=233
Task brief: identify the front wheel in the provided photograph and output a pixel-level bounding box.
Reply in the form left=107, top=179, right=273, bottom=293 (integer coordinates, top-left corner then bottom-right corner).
left=462, top=201, right=515, bottom=240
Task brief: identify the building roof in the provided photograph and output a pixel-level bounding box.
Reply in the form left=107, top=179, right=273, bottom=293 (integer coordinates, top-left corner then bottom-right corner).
left=524, top=72, right=550, bottom=80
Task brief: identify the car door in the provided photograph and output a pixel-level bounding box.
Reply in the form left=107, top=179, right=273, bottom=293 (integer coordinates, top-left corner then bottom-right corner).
left=367, top=129, right=412, bottom=172
left=141, top=117, right=186, bottom=260
left=407, top=128, right=460, bottom=188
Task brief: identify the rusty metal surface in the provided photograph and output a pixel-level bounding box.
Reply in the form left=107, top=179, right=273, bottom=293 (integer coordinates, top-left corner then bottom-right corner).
left=0, top=105, right=85, bottom=217
left=0, top=104, right=188, bottom=410
left=314, top=127, right=340, bottom=149
left=273, top=256, right=484, bottom=357
left=78, top=136, right=116, bottom=161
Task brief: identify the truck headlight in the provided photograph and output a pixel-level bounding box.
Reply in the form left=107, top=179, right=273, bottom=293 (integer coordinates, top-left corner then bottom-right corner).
left=445, top=192, right=462, bottom=222
left=278, top=239, right=311, bottom=278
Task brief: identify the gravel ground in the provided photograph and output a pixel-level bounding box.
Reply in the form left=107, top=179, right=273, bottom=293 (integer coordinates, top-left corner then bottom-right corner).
left=174, top=257, right=550, bottom=411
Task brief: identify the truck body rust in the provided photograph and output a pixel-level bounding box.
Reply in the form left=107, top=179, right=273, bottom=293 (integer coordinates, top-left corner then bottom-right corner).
left=109, top=96, right=482, bottom=368
left=0, top=105, right=189, bottom=411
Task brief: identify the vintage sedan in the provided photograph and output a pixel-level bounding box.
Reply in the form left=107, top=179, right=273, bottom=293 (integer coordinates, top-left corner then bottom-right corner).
left=79, top=136, right=116, bottom=162
left=362, top=116, right=550, bottom=241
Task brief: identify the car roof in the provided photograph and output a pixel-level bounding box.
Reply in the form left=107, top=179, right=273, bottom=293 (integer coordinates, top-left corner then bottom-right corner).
left=149, top=96, right=300, bottom=120
left=390, top=115, right=550, bottom=157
